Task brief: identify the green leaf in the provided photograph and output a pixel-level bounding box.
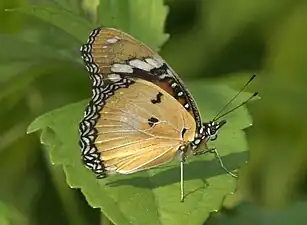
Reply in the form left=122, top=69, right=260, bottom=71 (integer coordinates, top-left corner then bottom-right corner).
left=0, top=60, right=80, bottom=102
left=81, top=0, right=99, bottom=22
left=5, top=4, right=93, bottom=42
left=0, top=0, right=28, bottom=34
left=0, top=134, right=41, bottom=223
left=201, top=72, right=258, bottom=93
left=98, top=0, right=169, bottom=51
left=0, top=35, right=72, bottom=63
left=27, top=84, right=252, bottom=225
left=0, top=201, right=28, bottom=225
left=0, top=62, right=33, bottom=83
left=50, top=0, right=84, bottom=16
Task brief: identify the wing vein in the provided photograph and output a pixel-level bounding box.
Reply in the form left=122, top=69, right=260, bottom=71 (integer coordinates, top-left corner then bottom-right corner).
left=118, top=90, right=182, bottom=134
left=96, top=137, right=155, bottom=151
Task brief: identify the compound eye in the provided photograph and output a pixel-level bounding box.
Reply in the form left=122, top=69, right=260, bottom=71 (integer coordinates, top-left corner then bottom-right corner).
left=211, top=128, right=217, bottom=135
left=210, top=127, right=217, bottom=136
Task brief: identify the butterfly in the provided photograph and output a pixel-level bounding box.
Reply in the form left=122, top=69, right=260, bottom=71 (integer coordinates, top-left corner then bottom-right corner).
left=79, top=27, right=256, bottom=201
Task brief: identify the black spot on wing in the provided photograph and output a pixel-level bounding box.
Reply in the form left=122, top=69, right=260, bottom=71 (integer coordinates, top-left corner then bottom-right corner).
left=148, top=117, right=159, bottom=127
left=181, top=128, right=187, bottom=138
left=151, top=92, right=163, bottom=104
left=150, top=63, right=168, bottom=76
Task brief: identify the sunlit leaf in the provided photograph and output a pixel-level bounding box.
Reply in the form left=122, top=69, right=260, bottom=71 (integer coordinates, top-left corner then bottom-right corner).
left=27, top=84, right=252, bottom=225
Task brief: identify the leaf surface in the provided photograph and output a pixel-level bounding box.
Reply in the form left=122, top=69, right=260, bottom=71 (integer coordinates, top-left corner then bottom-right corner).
left=28, top=83, right=252, bottom=225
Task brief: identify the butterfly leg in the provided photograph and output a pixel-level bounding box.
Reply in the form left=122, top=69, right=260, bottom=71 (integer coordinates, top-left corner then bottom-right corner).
left=193, top=148, right=238, bottom=178
left=208, top=148, right=238, bottom=178
left=179, top=150, right=185, bottom=202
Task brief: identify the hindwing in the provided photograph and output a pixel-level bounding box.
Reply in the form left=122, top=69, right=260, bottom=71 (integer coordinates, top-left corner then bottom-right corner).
left=79, top=77, right=196, bottom=177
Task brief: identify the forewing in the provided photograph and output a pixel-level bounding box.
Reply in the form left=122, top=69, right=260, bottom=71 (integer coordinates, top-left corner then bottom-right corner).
left=81, top=27, right=202, bottom=130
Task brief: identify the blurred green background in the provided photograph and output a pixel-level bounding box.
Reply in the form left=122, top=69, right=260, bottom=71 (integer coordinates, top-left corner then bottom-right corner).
left=1, top=0, right=307, bottom=224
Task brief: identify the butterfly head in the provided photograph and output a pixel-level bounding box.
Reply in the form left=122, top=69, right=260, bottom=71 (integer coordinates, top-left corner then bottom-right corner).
left=202, top=120, right=227, bottom=141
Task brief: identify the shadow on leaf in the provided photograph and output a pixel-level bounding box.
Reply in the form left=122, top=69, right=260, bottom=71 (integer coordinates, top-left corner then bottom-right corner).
left=106, top=151, right=248, bottom=190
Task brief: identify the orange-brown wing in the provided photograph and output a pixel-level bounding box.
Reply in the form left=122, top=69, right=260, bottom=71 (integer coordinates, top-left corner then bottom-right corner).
left=81, top=27, right=202, bottom=131
left=88, top=28, right=159, bottom=74
left=80, top=78, right=196, bottom=176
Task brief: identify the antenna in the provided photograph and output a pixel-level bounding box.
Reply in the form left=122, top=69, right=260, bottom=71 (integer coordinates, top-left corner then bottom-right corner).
left=214, top=92, right=258, bottom=121
left=212, top=73, right=256, bottom=121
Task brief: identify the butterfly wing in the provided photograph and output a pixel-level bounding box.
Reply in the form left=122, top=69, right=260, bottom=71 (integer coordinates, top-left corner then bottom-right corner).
left=79, top=27, right=210, bottom=177
left=81, top=27, right=202, bottom=133
left=80, top=77, right=196, bottom=176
